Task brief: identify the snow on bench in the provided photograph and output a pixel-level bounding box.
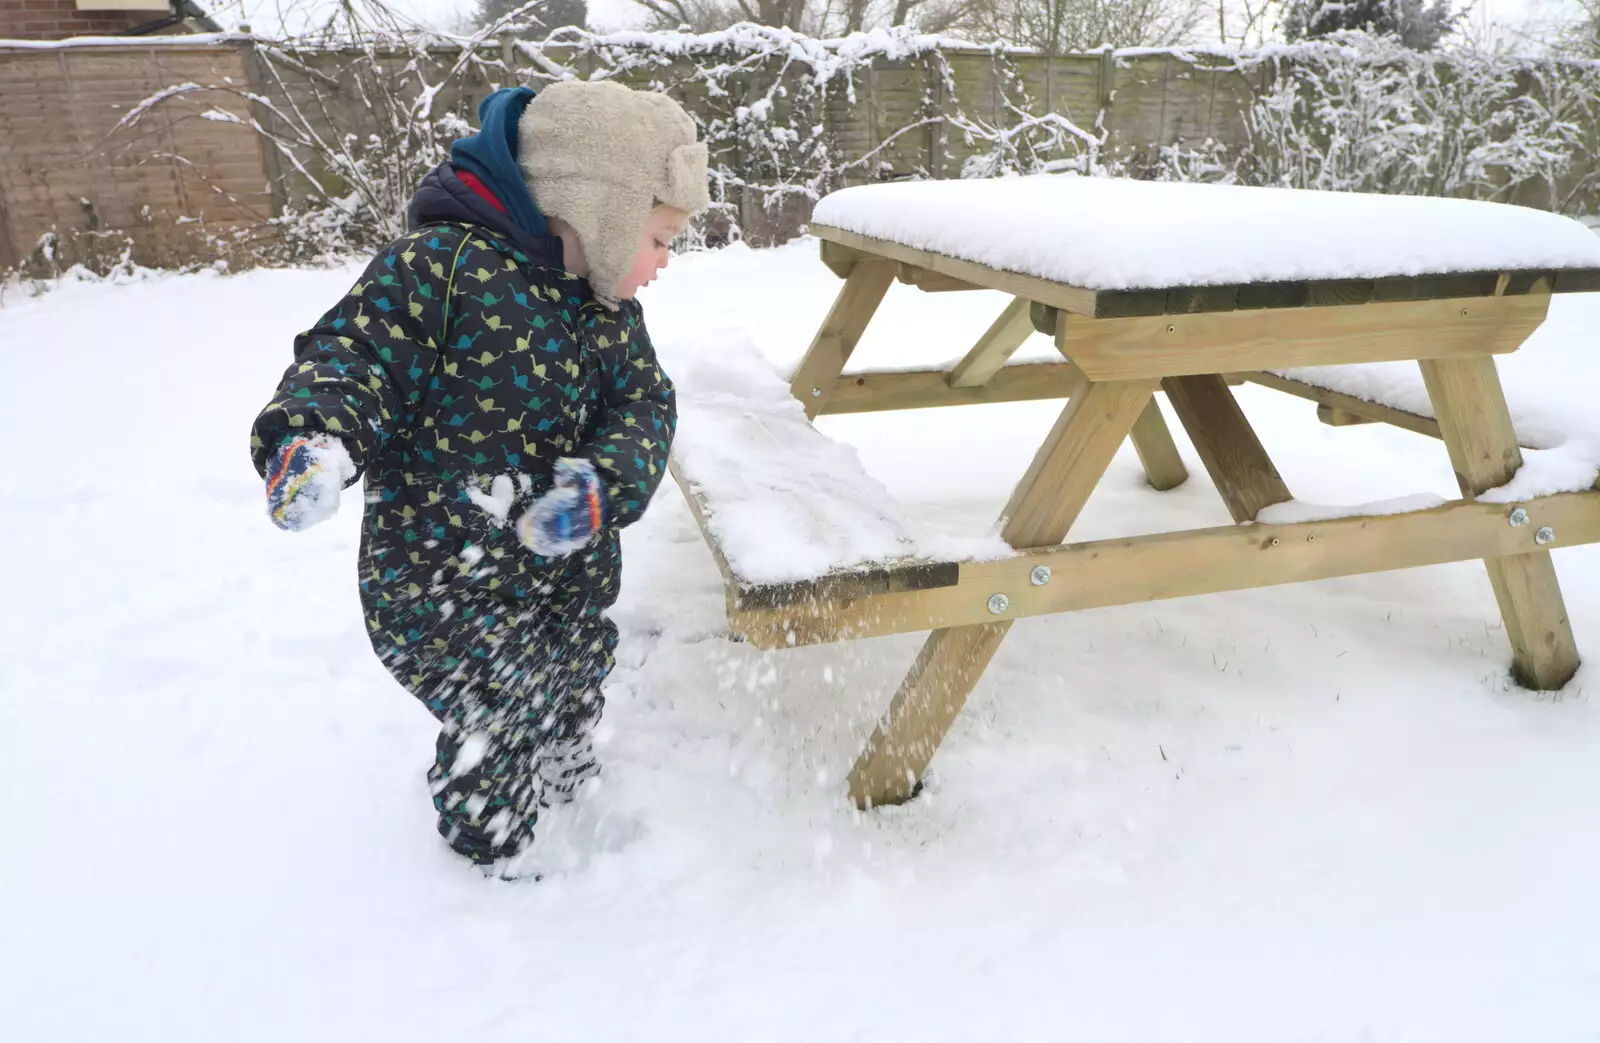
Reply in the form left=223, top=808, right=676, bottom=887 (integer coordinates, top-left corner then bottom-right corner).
left=1268, top=336, right=1600, bottom=502
left=665, top=333, right=1012, bottom=587
left=811, top=175, right=1600, bottom=291
left=1234, top=289, right=1600, bottom=502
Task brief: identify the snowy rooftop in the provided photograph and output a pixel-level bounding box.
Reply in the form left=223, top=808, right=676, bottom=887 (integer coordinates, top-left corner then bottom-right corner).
left=811, top=176, right=1600, bottom=292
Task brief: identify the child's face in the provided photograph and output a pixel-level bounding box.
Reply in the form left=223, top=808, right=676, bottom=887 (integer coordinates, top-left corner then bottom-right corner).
left=616, top=205, right=690, bottom=299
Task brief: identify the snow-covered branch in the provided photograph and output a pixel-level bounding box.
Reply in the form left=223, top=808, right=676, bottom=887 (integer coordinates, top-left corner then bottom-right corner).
left=96, top=13, right=1600, bottom=271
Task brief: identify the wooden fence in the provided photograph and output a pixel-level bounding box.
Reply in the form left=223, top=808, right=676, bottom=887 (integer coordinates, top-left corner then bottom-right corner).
left=0, top=31, right=1592, bottom=272
left=0, top=37, right=273, bottom=270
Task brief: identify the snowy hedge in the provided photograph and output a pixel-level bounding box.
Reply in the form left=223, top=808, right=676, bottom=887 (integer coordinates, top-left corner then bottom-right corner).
left=71, top=22, right=1600, bottom=270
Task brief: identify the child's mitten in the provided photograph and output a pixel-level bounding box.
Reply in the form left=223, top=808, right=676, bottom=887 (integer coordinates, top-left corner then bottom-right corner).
left=516, top=458, right=604, bottom=557
left=265, top=433, right=356, bottom=532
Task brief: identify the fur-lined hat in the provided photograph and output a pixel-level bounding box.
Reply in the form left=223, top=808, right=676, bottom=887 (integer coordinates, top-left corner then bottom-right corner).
left=518, top=80, right=710, bottom=304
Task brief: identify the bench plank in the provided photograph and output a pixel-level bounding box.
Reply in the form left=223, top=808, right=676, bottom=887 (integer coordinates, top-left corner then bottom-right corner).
left=820, top=362, right=1084, bottom=414
left=729, top=491, right=1600, bottom=649
left=1242, top=370, right=1450, bottom=441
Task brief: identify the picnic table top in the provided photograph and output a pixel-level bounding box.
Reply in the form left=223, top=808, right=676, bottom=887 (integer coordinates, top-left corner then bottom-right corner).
left=811, top=176, right=1600, bottom=295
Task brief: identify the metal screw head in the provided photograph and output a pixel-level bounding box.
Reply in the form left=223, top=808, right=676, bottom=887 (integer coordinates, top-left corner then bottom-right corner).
left=1508, top=507, right=1530, bottom=527
left=1536, top=526, right=1556, bottom=546
left=810, top=387, right=822, bottom=398
left=1165, top=324, right=1177, bottom=334
left=987, top=593, right=1010, bottom=615
left=1030, top=565, right=1052, bottom=586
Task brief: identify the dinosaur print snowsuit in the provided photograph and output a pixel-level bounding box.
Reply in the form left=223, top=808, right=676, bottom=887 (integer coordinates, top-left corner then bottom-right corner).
left=250, top=148, right=675, bottom=865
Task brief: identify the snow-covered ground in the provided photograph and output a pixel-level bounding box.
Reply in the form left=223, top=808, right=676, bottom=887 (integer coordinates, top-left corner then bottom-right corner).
left=4, top=241, right=1599, bottom=1041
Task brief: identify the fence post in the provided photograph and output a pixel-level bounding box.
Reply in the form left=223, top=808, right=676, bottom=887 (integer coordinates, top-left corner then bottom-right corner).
left=1096, top=46, right=1117, bottom=171
left=238, top=32, right=287, bottom=220
left=0, top=186, right=17, bottom=272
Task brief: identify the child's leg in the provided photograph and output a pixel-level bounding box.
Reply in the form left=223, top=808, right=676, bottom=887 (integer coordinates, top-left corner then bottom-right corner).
left=429, top=719, right=544, bottom=865
left=421, top=615, right=618, bottom=864
left=537, top=620, right=616, bottom=803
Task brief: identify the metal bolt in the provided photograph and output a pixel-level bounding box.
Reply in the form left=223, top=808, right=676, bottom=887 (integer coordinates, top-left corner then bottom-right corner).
left=1030, top=565, right=1052, bottom=586
left=1536, top=526, right=1556, bottom=546
left=1166, top=324, right=1177, bottom=334
left=1508, top=507, right=1529, bottom=527
left=1270, top=537, right=1281, bottom=547
left=987, top=593, right=1010, bottom=615
left=810, top=387, right=822, bottom=398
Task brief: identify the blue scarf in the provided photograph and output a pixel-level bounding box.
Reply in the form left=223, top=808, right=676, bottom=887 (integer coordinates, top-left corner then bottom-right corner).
left=449, top=87, right=550, bottom=239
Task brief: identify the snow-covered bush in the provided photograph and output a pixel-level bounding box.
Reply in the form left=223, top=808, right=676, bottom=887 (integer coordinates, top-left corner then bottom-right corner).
left=94, top=8, right=1600, bottom=272
left=114, top=1, right=535, bottom=264
left=1242, top=32, right=1600, bottom=211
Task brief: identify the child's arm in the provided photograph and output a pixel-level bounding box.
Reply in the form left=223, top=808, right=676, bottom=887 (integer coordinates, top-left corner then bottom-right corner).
left=501, top=301, right=672, bottom=557
left=249, top=227, right=467, bottom=490
left=578, top=300, right=677, bottom=529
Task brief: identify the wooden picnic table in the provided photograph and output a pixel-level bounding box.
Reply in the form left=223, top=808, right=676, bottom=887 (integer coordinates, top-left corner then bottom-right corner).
left=672, top=176, right=1600, bottom=810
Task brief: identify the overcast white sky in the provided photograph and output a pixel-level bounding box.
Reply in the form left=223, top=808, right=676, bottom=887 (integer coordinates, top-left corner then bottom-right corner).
left=214, top=0, right=1586, bottom=49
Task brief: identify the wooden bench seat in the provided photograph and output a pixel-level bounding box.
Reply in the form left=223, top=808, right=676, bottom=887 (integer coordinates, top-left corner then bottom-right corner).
left=671, top=344, right=1598, bottom=653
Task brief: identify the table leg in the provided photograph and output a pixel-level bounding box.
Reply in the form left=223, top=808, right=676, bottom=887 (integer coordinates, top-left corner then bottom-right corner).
left=1129, top=400, right=1189, bottom=492
left=791, top=259, right=895, bottom=419
left=1162, top=373, right=1292, bottom=523
left=847, top=377, right=1160, bottom=808
left=1420, top=356, right=1580, bottom=690
left=949, top=297, right=1034, bottom=388
left=1047, top=307, right=1187, bottom=492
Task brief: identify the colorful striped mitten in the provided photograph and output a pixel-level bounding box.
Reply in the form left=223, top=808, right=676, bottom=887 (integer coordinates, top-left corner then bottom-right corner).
left=516, top=458, right=604, bottom=557
left=264, top=433, right=356, bottom=532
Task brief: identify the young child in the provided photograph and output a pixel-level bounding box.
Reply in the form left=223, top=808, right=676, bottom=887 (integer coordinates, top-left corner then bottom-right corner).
left=251, top=81, right=708, bottom=875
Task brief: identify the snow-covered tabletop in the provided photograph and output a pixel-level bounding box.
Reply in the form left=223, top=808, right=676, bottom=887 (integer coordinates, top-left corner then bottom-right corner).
left=811, top=176, right=1600, bottom=291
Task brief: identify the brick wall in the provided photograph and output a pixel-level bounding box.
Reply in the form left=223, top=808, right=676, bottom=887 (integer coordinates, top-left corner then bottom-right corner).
left=0, top=0, right=166, bottom=41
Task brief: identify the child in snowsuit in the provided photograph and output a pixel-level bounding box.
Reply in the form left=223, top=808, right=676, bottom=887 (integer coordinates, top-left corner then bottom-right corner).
left=250, top=81, right=708, bottom=872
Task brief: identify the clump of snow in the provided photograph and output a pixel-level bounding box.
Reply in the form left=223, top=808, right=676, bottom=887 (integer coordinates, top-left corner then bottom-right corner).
left=450, top=731, right=490, bottom=775
left=665, top=331, right=1012, bottom=584
left=812, top=175, right=1600, bottom=290
left=1477, top=445, right=1600, bottom=504
left=463, top=473, right=519, bottom=524
left=1255, top=493, right=1448, bottom=525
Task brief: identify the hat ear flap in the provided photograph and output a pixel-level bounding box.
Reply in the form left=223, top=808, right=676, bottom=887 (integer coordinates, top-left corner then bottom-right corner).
left=665, top=142, right=711, bottom=213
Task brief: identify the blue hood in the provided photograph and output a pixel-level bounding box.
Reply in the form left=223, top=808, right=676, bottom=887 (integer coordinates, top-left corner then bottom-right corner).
left=405, top=88, right=564, bottom=269
left=448, top=86, right=548, bottom=240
